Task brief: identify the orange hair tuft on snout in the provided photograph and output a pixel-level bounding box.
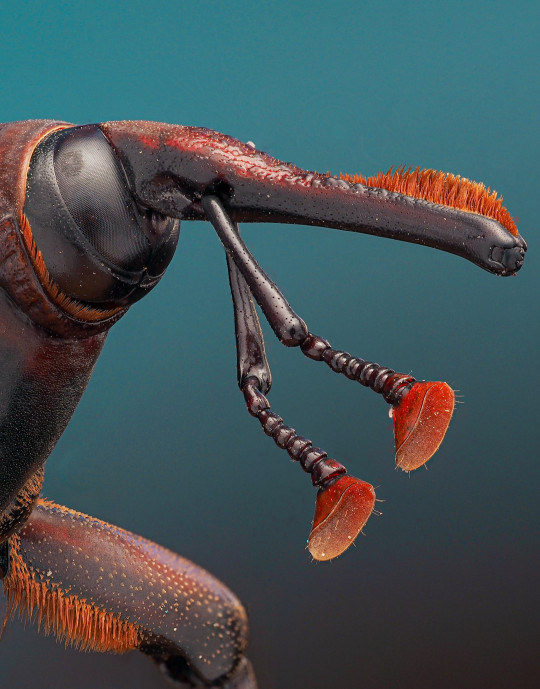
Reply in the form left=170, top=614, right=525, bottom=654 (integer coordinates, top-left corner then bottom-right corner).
left=338, top=166, right=518, bottom=236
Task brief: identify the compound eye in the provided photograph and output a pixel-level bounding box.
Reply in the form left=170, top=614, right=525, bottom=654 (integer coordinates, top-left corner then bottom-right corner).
left=24, top=125, right=180, bottom=307
left=138, top=208, right=180, bottom=280
left=53, top=126, right=152, bottom=273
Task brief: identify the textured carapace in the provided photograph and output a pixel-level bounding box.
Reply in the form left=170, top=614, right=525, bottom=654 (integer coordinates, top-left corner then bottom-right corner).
left=3, top=500, right=249, bottom=684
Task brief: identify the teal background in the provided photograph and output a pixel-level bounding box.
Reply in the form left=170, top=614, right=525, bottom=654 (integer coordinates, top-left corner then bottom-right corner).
left=1, top=2, right=538, bottom=688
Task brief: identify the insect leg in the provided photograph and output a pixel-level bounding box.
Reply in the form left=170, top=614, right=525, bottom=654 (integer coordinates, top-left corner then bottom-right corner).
left=2, top=499, right=255, bottom=688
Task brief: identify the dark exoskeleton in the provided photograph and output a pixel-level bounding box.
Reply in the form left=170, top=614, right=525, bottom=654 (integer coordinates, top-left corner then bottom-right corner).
left=0, top=119, right=526, bottom=686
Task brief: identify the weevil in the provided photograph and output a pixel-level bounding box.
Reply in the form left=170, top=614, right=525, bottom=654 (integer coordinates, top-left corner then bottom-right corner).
left=0, top=120, right=526, bottom=687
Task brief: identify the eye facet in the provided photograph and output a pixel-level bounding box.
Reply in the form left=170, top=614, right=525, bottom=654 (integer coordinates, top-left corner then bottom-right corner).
left=23, top=125, right=179, bottom=308
left=52, top=126, right=152, bottom=273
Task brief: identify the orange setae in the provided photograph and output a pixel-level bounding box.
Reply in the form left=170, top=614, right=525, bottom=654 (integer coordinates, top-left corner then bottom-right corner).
left=338, top=166, right=518, bottom=236
left=2, top=529, right=141, bottom=653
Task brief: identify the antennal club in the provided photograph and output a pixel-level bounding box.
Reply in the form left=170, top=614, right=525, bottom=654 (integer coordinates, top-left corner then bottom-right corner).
left=226, top=251, right=375, bottom=561
left=300, top=335, right=455, bottom=471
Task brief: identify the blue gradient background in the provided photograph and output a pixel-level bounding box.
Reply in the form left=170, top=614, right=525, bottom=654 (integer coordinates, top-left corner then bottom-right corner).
left=0, top=2, right=538, bottom=688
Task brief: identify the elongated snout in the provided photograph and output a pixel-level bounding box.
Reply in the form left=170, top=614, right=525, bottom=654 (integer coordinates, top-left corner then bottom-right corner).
left=100, top=120, right=526, bottom=277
